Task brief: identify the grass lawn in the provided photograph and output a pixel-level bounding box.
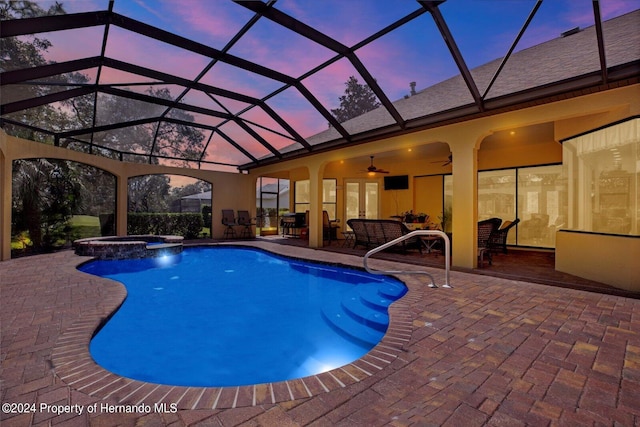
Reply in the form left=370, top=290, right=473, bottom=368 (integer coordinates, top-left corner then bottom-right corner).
left=68, top=215, right=101, bottom=239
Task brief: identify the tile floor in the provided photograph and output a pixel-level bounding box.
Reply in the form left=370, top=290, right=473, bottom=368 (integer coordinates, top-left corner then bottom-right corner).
left=1, top=241, right=639, bottom=426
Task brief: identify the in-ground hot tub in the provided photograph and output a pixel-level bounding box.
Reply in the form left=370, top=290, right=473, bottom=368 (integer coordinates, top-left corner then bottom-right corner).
left=73, top=235, right=183, bottom=260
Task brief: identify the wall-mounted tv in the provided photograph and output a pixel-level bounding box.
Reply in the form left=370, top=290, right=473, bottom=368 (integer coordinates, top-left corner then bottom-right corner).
left=384, top=175, right=409, bottom=190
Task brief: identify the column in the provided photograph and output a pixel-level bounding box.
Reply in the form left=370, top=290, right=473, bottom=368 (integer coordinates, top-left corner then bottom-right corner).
left=450, top=143, right=479, bottom=268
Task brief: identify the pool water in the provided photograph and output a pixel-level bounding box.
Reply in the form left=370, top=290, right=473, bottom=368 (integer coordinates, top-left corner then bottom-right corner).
left=80, top=246, right=407, bottom=387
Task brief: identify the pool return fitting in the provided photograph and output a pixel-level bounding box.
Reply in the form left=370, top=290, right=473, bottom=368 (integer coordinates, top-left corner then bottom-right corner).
left=362, top=230, right=452, bottom=288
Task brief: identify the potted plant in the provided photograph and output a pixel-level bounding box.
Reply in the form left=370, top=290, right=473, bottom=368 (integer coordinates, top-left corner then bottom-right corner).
left=438, top=208, right=452, bottom=233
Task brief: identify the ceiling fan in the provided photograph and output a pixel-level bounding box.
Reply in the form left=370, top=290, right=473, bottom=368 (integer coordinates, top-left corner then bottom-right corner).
left=362, top=156, right=389, bottom=174
left=431, top=153, right=452, bottom=166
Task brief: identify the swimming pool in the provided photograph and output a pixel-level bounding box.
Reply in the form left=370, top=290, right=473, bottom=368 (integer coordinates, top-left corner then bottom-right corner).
left=80, top=246, right=407, bottom=387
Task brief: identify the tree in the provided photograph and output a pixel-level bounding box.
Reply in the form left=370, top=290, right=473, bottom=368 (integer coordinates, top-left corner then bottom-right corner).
left=2, top=1, right=206, bottom=160
left=330, top=76, right=381, bottom=124
left=4, top=1, right=208, bottom=252
left=128, top=175, right=171, bottom=213
left=1, top=0, right=68, bottom=142
left=11, top=159, right=82, bottom=250
left=170, top=181, right=211, bottom=200
left=4, top=1, right=72, bottom=252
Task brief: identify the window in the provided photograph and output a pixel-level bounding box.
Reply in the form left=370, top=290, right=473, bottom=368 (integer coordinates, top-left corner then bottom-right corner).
left=294, top=179, right=337, bottom=218
left=478, top=170, right=516, bottom=222
left=257, top=177, right=289, bottom=234
left=478, top=165, right=565, bottom=248
left=563, top=118, right=639, bottom=236
left=518, top=165, right=566, bottom=247
left=443, top=175, right=453, bottom=233
left=323, top=179, right=337, bottom=219
left=294, top=180, right=310, bottom=213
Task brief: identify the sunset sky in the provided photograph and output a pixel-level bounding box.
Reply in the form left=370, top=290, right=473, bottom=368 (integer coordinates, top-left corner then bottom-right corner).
left=22, top=0, right=640, bottom=167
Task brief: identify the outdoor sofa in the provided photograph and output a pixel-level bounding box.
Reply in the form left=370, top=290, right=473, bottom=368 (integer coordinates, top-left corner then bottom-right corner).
left=346, top=218, right=423, bottom=253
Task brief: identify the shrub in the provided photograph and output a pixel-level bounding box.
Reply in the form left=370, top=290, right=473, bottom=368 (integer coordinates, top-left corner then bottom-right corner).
left=127, top=213, right=203, bottom=238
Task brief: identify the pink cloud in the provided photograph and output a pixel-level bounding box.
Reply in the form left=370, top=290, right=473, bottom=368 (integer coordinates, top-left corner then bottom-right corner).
left=285, top=108, right=329, bottom=138
left=159, top=0, right=246, bottom=42
left=199, top=62, right=281, bottom=100
left=39, top=26, right=104, bottom=63
left=355, top=41, right=430, bottom=100
left=599, top=0, right=639, bottom=19
left=261, top=91, right=325, bottom=138
left=104, top=26, right=211, bottom=80
left=301, top=59, right=355, bottom=107
left=227, top=23, right=335, bottom=79
left=98, top=67, right=158, bottom=85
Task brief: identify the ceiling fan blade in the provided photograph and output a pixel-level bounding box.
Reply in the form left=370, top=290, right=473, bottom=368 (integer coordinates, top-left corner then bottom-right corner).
left=363, top=155, right=390, bottom=174
left=431, top=153, right=453, bottom=166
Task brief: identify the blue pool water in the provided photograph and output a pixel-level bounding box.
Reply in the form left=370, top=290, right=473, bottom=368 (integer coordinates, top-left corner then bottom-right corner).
left=80, top=246, right=407, bottom=387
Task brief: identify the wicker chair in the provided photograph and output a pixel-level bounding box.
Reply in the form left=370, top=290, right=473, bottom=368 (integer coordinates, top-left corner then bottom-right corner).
left=322, top=210, right=340, bottom=245
left=488, top=218, right=520, bottom=254
left=478, top=218, right=502, bottom=267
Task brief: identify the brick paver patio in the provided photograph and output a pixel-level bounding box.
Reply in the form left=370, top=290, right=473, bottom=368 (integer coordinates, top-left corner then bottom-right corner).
left=1, top=241, right=639, bottom=426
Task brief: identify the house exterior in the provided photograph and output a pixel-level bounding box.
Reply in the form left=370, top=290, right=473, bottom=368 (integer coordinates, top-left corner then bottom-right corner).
left=1, top=7, right=638, bottom=290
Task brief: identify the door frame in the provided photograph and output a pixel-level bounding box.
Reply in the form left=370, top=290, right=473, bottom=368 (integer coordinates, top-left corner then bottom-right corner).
left=343, top=178, right=381, bottom=225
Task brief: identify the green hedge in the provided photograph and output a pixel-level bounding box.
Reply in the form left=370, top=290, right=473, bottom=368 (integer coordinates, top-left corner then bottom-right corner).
left=127, top=213, right=204, bottom=239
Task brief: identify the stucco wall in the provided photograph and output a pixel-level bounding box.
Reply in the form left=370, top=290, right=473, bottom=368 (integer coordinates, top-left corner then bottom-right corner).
left=0, top=132, right=256, bottom=260
left=556, top=230, right=640, bottom=291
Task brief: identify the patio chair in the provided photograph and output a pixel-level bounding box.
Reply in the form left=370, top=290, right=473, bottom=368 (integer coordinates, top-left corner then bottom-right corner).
left=236, top=210, right=255, bottom=238
left=221, top=209, right=239, bottom=238
left=478, top=218, right=501, bottom=267
left=488, top=218, right=520, bottom=254
left=322, top=210, right=340, bottom=245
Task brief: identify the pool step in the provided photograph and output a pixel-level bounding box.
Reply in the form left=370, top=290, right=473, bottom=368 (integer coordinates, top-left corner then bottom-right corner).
left=377, top=282, right=407, bottom=299
left=322, top=284, right=403, bottom=346
left=341, top=293, right=388, bottom=332
left=321, top=299, right=383, bottom=346
left=358, top=285, right=393, bottom=311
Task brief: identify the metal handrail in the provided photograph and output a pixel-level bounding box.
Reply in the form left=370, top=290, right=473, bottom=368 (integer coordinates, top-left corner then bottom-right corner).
left=363, top=230, right=451, bottom=288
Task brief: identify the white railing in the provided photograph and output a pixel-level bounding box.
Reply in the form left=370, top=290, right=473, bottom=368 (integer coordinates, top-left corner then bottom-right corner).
left=362, top=230, right=451, bottom=288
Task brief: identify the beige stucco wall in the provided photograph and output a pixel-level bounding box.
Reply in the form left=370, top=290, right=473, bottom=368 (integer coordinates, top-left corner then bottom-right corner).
left=556, top=231, right=640, bottom=292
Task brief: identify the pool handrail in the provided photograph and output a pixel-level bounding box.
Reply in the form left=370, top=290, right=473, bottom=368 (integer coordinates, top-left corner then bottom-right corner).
left=362, top=230, right=451, bottom=288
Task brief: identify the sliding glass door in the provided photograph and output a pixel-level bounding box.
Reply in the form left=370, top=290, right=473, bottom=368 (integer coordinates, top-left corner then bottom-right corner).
left=477, top=164, right=565, bottom=248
